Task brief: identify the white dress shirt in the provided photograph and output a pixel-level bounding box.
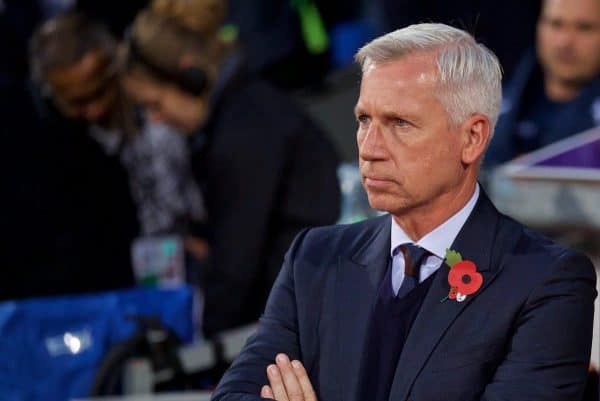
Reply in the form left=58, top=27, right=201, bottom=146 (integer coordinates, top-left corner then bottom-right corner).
left=390, top=185, right=480, bottom=295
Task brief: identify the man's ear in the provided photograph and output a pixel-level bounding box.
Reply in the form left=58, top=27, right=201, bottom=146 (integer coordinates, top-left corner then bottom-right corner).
left=461, top=114, right=491, bottom=165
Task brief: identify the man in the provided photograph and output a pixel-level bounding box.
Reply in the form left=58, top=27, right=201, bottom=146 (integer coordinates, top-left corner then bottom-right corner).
left=487, top=0, right=600, bottom=166
left=30, top=12, right=204, bottom=237
left=7, top=11, right=204, bottom=300
left=211, top=23, right=597, bottom=401
left=1, top=12, right=143, bottom=299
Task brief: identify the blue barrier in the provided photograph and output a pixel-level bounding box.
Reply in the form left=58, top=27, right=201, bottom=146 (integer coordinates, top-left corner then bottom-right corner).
left=0, top=286, right=194, bottom=401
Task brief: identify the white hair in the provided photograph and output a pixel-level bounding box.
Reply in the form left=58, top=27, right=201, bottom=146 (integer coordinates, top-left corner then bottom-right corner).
left=355, top=23, right=503, bottom=132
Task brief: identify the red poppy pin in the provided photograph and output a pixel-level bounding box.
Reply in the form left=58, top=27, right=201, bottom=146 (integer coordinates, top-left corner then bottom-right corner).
left=441, top=249, right=483, bottom=303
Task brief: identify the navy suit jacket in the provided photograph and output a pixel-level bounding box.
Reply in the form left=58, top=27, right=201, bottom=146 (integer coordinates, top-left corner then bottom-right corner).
left=212, top=192, right=597, bottom=401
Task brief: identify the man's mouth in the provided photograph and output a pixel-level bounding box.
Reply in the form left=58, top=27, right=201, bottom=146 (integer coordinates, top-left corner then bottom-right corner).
left=363, top=175, right=395, bottom=188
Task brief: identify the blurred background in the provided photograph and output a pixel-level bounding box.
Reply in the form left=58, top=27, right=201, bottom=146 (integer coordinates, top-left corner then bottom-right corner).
left=0, top=0, right=598, bottom=400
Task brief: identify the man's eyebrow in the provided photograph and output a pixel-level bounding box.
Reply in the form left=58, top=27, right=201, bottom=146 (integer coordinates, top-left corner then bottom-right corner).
left=381, top=110, right=407, bottom=119
left=382, top=110, right=423, bottom=127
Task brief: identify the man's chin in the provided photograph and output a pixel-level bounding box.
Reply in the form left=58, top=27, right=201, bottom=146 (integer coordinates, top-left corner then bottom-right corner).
left=551, top=69, right=592, bottom=87
left=366, top=194, right=401, bottom=215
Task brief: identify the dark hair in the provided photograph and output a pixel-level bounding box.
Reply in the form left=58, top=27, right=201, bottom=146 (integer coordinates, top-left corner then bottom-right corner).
left=29, top=12, right=116, bottom=86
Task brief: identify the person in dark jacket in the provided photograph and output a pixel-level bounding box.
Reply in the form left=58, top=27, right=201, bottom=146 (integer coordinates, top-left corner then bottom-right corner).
left=3, top=12, right=144, bottom=300
left=30, top=11, right=205, bottom=237
left=120, top=2, right=341, bottom=336
left=486, top=0, right=600, bottom=167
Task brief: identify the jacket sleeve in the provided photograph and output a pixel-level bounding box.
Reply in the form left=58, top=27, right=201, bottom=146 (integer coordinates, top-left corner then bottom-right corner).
left=481, top=251, right=597, bottom=401
left=210, top=228, right=310, bottom=401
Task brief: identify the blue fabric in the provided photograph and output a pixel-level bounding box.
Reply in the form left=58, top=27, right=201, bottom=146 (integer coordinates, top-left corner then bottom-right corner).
left=0, top=286, right=194, bottom=401
left=330, top=19, right=375, bottom=67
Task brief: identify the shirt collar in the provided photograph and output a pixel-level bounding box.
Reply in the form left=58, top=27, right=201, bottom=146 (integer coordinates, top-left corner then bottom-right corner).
left=390, top=184, right=480, bottom=259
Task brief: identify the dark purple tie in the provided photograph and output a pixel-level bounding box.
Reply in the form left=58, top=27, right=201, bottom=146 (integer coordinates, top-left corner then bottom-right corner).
left=396, top=244, right=429, bottom=298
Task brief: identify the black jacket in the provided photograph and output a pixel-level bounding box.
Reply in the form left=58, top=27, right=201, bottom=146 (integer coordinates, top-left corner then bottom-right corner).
left=212, top=192, right=596, bottom=401
left=190, top=76, right=340, bottom=335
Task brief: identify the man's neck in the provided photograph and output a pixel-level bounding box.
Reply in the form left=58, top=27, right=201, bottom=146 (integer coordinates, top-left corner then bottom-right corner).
left=392, top=179, right=477, bottom=242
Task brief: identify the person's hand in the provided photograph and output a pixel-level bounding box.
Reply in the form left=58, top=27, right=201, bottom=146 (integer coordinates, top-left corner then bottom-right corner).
left=260, top=353, right=317, bottom=401
left=184, top=236, right=210, bottom=262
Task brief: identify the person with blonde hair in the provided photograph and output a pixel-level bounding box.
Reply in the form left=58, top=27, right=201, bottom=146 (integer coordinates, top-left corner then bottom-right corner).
left=121, top=4, right=341, bottom=336
left=30, top=11, right=205, bottom=237
left=151, top=0, right=226, bottom=36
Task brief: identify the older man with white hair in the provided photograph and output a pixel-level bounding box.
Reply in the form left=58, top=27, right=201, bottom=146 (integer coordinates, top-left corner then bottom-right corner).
left=211, top=23, right=597, bottom=401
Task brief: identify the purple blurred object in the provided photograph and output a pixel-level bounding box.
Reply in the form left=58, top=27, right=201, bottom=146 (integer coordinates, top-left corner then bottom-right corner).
left=503, top=128, right=600, bottom=181
left=533, top=137, right=600, bottom=168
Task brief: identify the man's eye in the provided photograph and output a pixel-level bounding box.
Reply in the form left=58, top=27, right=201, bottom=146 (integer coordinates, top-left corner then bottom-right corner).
left=395, top=118, right=409, bottom=127
left=547, top=19, right=564, bottom=30
left=576, top=23, right=595, bottom=33
left=357, top=115, right=369, bottom=124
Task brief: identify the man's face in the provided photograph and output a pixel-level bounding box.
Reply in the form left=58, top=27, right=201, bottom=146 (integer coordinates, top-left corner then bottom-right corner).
left=122, top=68, right=207, bottom=134
left=355, top=54, right=467, bottom=217
left=46, top=50, right=119, bottom=125
left=537, top=0, right=600, bottom=86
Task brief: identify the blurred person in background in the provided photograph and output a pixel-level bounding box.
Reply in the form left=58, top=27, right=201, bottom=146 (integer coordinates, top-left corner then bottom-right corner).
left=486, top=0, right=600, bottom=166
left=120, top=0, right=341, bottom=336
left=0, top=0, right=148, bottom=91
left=0, top=12, right=144, bottom=300
left=29, top=12, right=205, bottom=237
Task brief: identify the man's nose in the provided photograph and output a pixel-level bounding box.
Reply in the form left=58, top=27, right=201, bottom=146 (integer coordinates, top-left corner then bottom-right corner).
left=554, top=26, right=576, bottom=49
left=358, top=123, right=387, bottom=161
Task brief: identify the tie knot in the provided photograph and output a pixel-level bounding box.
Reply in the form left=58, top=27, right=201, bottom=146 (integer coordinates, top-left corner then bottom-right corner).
left=399, top=244, right=428, bottom=277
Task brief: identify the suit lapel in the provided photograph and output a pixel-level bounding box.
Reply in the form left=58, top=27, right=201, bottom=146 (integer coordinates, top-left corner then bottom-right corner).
left=334, top=216, right=391, bottom=401
left=389, top=192, right=505, bottom=401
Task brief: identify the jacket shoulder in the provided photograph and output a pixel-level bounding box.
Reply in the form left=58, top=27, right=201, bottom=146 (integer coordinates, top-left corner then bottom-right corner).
left=496, top=213, right=595, bottom=281
left=291, top=215, right=389, bottom=265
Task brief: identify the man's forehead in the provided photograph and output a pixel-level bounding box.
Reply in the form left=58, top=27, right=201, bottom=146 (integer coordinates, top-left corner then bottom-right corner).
left=359, top=55, right=439, bottom=100
left=362, top=53, right=438, bottom=82
left=542, top=0, right=600, bottom=22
